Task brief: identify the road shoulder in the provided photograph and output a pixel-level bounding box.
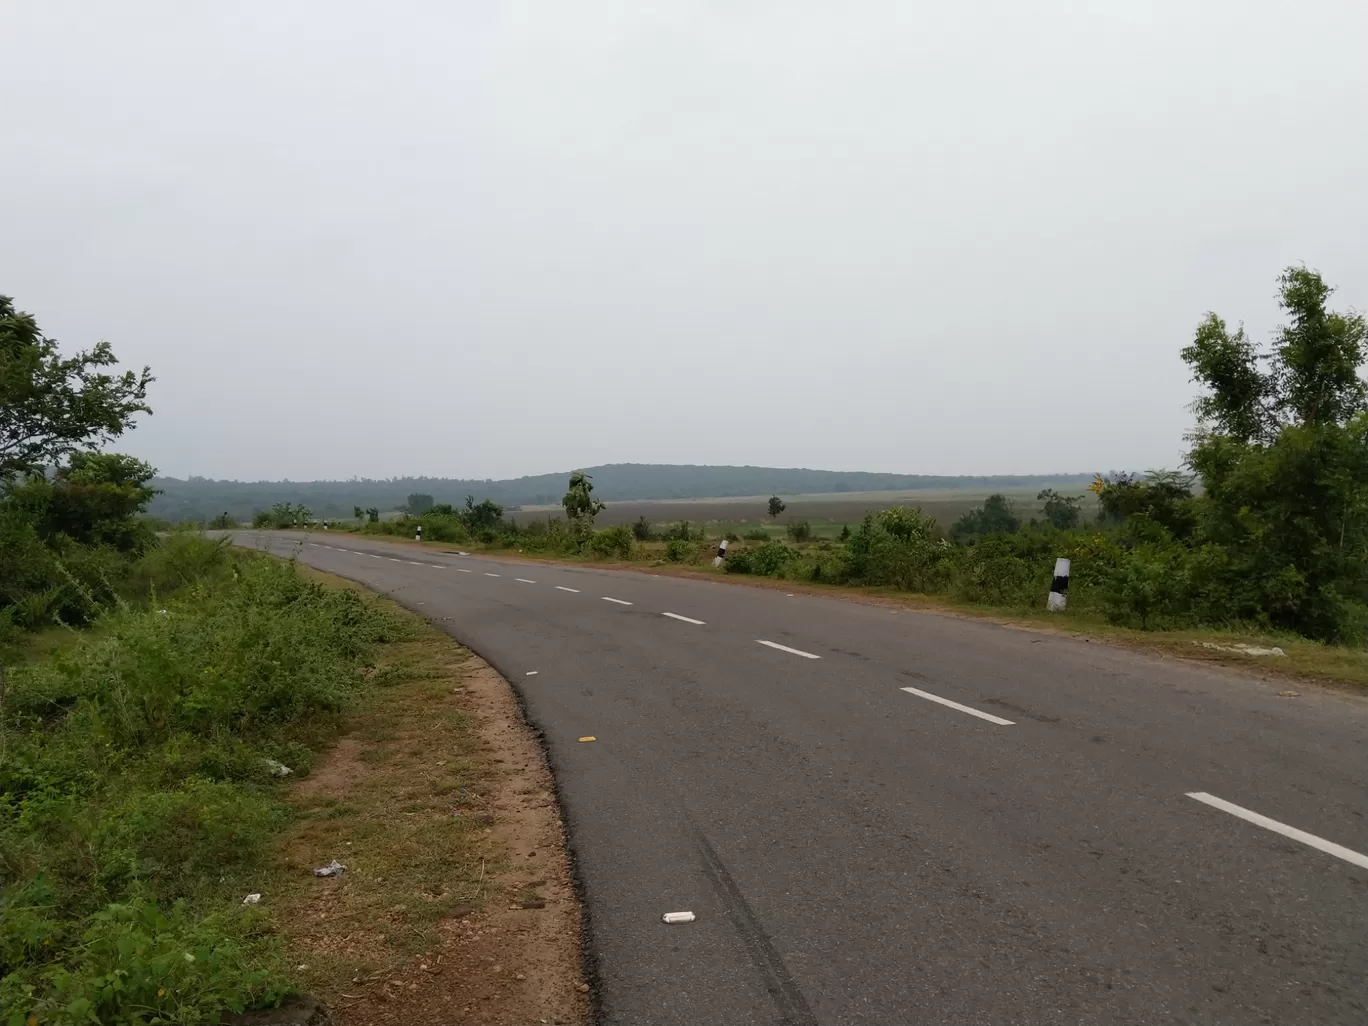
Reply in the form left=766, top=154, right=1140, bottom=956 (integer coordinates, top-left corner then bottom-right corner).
left=264, top=568, right=591, bottom=1026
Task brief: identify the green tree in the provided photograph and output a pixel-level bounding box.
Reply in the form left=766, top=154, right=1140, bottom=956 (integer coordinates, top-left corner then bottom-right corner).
left=767, top=496, right=786, bottom=519
left=563, top=472, right=605, bottom=527
left=461, top=495, right=504, bottom=533
left=3, top=453, right=158, bottom=551
left=407, top=493, right=434, bottom=514
left=951, top=494, right=1020, bottom=540
left=1, top=296, right=153, bottom=480
left=1183, top=266, right=1368, bottom=640
left=1037, top=488, right=1082, bottom=530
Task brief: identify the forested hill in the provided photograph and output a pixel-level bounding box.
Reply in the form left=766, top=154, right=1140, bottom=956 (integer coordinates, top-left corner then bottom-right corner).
left=147, top=464, right=1096, bottom=521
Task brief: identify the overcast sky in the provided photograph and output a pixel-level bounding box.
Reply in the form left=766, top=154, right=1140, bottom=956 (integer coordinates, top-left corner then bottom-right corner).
left=3, top=2, right=1365, bottom=482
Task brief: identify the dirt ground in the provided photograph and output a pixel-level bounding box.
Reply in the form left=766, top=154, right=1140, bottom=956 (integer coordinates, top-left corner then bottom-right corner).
left=266, top=596, right=590, bottom=1026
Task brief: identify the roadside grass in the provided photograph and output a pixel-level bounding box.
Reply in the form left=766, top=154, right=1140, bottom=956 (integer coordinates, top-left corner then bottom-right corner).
left=261, top=568, right=587, bottom=1025
left=0, top=540, right=404, bottom=1025
left=260, top=620, right=495, bottom=989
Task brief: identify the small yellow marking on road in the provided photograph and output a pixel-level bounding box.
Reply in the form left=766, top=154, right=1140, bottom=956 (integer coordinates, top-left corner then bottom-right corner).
left=577, top=736, right=597, bottom=743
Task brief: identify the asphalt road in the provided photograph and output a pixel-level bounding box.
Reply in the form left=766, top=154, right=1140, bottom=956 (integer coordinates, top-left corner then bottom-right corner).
left=231, top=531, right=1368, bottom=1025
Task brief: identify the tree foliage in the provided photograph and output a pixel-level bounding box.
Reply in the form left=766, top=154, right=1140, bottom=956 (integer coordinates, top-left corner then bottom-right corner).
left=562, top=471, right=605, bottom=526
left=767, top=496, right=786, bottom=519
left=1, top=296, right=153, bottom=480
left=406, top=493, right=434, bottom=514
left=1181, top=266, right=1368, bottom=640
left=951, top=494, right=1020, bottom=540
left=1036, top=488, right=1082, bottom=530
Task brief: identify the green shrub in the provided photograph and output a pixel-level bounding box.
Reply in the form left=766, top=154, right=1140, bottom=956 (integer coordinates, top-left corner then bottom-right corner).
left=733, top=547, right=798, bottom=580
left=664, top=539, right=695, bottom=563
left=841, top=511, right=952, bottom=592
left=588, top=526, right=633, bottom=559
left=0, top=547, right=398, bottom=1022
left=631, top=517, right=653, bottom=541
left=743, top=528, right=769, bottom=541
left=785, top=520, right=812, bottom=542
left=1, top=897, right=290, bottom=1026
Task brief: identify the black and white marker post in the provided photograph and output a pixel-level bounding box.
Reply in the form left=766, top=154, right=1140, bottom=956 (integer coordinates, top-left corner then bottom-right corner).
left=415, top=524, right=423, bottom=543
left=712, top=538, right=728, bottom=567
left=1047, top=557, right=1070, bottom=612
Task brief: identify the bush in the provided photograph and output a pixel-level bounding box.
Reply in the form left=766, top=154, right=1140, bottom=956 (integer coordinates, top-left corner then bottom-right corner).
left=0, top=896, right=290, bottom=1026
left=0, top=547, right=398, bottom=1022
left=588, top=525, right=633, bottom=559
left=953, top=536, right=1043, bottom=606
left=841, top=511, right=952, bottom=592
left=785, top=520, right=812, bottom=542
left=729, top=541, right=799, bottom=577
left=660, top=521, right=698, bottom=542
left=743, top=528, right=770, bottom=541
left=664, top=539, right=695, bottom=563
left=631, top=517, right=653, bottom=541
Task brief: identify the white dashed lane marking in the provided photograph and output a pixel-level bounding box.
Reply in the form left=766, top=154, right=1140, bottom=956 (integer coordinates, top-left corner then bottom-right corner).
left=755, top=640, right=820, bottom=659
left=899, top=686, right=1014, bottom=726
left=555, top=586, right=580, bottom=593
left=516, top=578, right=537, bottom=584
left=456, top=568, right=471, bottom=573
left=1186, top=792, right=1368, bottom=870
left=602, top=597, right=633, bottom=606
left=662, top=612, right=706, bottom=625
left=485, top=573, right=501, bottom=578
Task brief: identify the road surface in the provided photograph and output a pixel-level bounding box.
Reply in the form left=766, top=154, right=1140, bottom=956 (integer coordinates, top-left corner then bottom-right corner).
left=231, top=531, right=1368, bottom=1025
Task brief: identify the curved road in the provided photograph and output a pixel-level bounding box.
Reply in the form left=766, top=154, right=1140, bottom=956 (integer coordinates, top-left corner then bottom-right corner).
left=232, top=531, right=1368, bottom=1025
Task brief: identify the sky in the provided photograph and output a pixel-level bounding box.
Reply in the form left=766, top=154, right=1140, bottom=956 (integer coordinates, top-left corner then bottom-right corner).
left=2, top=1, right=1365, bottom=482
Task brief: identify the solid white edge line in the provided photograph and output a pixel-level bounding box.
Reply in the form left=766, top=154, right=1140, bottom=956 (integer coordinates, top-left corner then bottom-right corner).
left=1186, top=792, right=1368, bottom=870
left=899, top=686, right=1015, bottom=726
left=485, top=573, right=501, bottom=577
left=755, top=639, right=820, bottom=659
left=515, top=578, right=537, bottom=584
left=602, top=596, right=633, bottom=605
left=556, top=586, right=580, bottom=593
left=663, top=612, right=706, bottom=625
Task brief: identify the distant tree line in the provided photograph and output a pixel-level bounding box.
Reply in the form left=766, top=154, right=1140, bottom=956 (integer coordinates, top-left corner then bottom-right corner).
left=145, top=466, right=1096, bottom=524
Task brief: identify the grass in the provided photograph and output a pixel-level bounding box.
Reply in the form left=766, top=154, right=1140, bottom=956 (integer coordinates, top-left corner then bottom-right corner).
left=255, top=567, right=586, bottom=1025
left=0, top=539, right=405, bottom=1025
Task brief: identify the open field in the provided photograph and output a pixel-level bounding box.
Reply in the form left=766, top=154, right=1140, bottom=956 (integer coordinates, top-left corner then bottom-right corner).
left=509, top=483, right=1097, bottom=536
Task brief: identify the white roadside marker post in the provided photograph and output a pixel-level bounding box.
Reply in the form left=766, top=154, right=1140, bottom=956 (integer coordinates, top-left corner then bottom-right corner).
left=712, top=538, right=728, bottom=567
left=1047, top=557, right=1070, bottom=612
left=415, top=524, right=423, bottom=543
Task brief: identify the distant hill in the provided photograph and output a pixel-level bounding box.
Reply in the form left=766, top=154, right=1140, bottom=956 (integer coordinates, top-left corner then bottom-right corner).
left=147, top=463, right=1096, bottom=522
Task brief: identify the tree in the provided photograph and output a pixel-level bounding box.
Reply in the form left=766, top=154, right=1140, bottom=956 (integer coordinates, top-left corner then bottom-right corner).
left=1, top=296, right=153, bottom=480
left=461, top=495, right=504, bottom=533
left=562, top=472, right=605, bottom=526
left=1037, top=488, right=1082, bottom=530
left=631, top=516, right=653, bottom=541
left=1182, top=266, right=1368, bottom=640
left=3, top=452, right=158, bottom=551
left=407, top=493, right=434, bottom=514
left=951, top=494, right=1020, bottom=540
left=767, top=496, right=786, bottom=519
